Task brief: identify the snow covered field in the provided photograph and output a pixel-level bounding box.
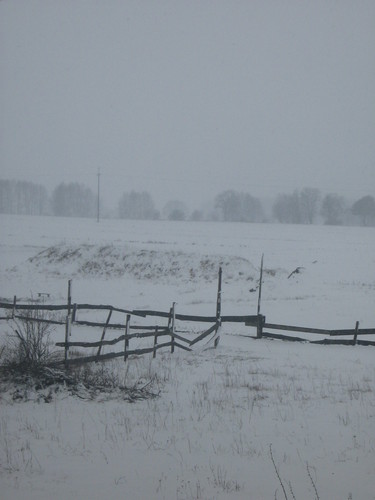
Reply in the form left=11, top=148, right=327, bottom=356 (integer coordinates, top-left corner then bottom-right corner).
left=0, top=214, right=374, bottom=499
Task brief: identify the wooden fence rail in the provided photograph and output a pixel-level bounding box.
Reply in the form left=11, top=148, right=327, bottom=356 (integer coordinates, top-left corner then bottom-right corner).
left=0, top=268, right=227, bottom=366
left=55, top=328, right=190, bottom=349
left=0, top=302, right=258, bottom=327
left=1, top=261, right=374, bottom=366
left=56, top=312, right=218, bottom=366
left=258, top=322, right=375, bottom=346
left=263, top=322, right=375, bottom=337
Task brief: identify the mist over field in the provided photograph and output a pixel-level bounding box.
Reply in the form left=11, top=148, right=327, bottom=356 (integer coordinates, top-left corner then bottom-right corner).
left=1, top=0, right=374, bottom=497
left=1, top=1, right=374, bottom=207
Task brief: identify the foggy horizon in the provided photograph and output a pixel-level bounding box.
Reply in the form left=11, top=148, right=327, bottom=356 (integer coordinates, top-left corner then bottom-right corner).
left=1, top=1, right=374, bottom=210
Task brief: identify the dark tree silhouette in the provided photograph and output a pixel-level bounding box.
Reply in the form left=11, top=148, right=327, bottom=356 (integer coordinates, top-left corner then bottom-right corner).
left=163, top=200, right=188, bottom=221
left=273, top=188, right=320, bottom=224
left=51, top=182, right=96, bottom=217
left=321, top=193, right=346, bottom=225
left=118, top=191, right=159, bottom=220
left=299, top=188, right=320, bottom=224
left=0, top=179, right=48, bottom=215
left=214, top=190, right=263, bottom=222
left=351, top=195, right=375, bottom=226
left=272, top=191, right=301, bottom=223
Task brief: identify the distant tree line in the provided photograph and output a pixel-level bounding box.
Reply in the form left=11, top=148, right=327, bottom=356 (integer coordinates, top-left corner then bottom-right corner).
left=1, top=178, right=375, bottom=227
left=272, top=188, right=320, bottom=224
left=272, top=189, right=375, bottom=227
left=0, top=180, right=49, bottom=215
left=214, top=190, right=264, bottom=222
left=118, top=191, right=159, bottom=220
left=0, top=180, right=96, bottom=218
left=51, top=183, right=96, bottom=217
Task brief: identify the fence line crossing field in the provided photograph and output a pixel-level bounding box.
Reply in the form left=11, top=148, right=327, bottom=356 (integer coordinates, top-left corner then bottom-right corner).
left=0, top=214, right=374, bottom=499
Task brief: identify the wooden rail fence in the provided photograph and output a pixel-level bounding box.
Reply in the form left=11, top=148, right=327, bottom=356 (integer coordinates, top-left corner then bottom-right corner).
left=257, top=322, right=375, bottom=346
left=1, top=265, right=374, bottom=367
left=250, top=257, right=375, bottom=346
left=0, top=268, right=259, bottom=366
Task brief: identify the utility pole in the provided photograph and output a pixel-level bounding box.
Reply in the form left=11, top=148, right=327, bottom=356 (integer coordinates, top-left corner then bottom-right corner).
left=97, top=168, right=100, bottom=223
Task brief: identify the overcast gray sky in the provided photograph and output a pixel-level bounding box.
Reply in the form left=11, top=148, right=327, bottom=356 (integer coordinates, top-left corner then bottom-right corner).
left=1, top=0, right=374, bottom=210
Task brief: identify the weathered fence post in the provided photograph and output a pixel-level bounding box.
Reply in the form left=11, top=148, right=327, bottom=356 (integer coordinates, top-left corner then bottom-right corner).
left=215, top=267, right=222, bottom=347
left=257, top=315, right=265, bottom=339
left=72, top=303, right=77, bottom=323
left=124, top=314, right=130, bottom=362
left=64, top=313, right=72, bottom=366
left=170, top=302, right=176, bottom=353
left=67, top=279, right=72, bottom=316
left=353, top=321, right=359, bottom=345
left=256, top=254, right=264, bottom=338
left=96, top=308, right=113, bottom=359
left=12, top=295, right=16, bottom=319
left=216, top=267, right=222, bottom=319
left=153, top=326, right=158, bottom=358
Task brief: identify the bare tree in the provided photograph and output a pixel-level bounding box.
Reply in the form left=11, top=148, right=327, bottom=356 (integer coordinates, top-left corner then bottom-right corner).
left=321, top=193, right=346, bottom=225
left=190, top=209, right=204, bottom=221
left=118, top=191, right=159, bottom=220
left=0, top=179, right=48, bottom=215
left=351, top=195, right=375, bottom=226
left=272, top=191, right=301, bottom=223
left=214, top=190, right=263, bottom=222
left=273, top=188, right=320, bottom=224
left=299, top=188, right=320, bottom=224
left=163, top=200, right=188, bottom=220
left=52, top=182, right=96, bottom=217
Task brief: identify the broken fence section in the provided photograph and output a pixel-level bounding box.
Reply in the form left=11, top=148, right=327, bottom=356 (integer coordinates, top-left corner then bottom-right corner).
left=1, top=263, right=374, bottom=367
left=253, top=321, right=375, bottom=346
left=0, top=268, right=236, bottom=366
left=54, top=291, right=227, bottom=366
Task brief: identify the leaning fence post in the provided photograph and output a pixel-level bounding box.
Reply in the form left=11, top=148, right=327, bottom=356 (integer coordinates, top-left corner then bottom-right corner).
left=12, top=295, right=17, bottom=319
left=153, top=326, right=158, bottom=358
left=64, top=313, right=72, bottom=366
left=215, top=267, right=222, bottom=347
left=124, top=314, right=130, bottom=362
left=170, top=302, right=176, bottom=353
left=353, top=321, right=359, bottom=345
left=96, top=308, right=113, bottom=360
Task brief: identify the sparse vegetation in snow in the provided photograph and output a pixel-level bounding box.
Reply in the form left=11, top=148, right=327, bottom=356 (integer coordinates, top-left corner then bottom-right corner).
left=26, top=243, right=259, bottom=283
left=0, top=215, right=374, bottom=499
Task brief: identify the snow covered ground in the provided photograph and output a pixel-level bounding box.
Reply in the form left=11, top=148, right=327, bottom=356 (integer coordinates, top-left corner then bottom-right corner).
left=0, top=214, right=374, bottom=499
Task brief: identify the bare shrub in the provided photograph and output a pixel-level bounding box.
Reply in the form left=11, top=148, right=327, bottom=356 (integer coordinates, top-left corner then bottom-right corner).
left=4, top=308, right=56, bottom=369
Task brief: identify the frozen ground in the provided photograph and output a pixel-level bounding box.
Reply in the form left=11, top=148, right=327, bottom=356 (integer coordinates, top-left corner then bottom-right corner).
left=0, top=214, right=374, bottom=499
